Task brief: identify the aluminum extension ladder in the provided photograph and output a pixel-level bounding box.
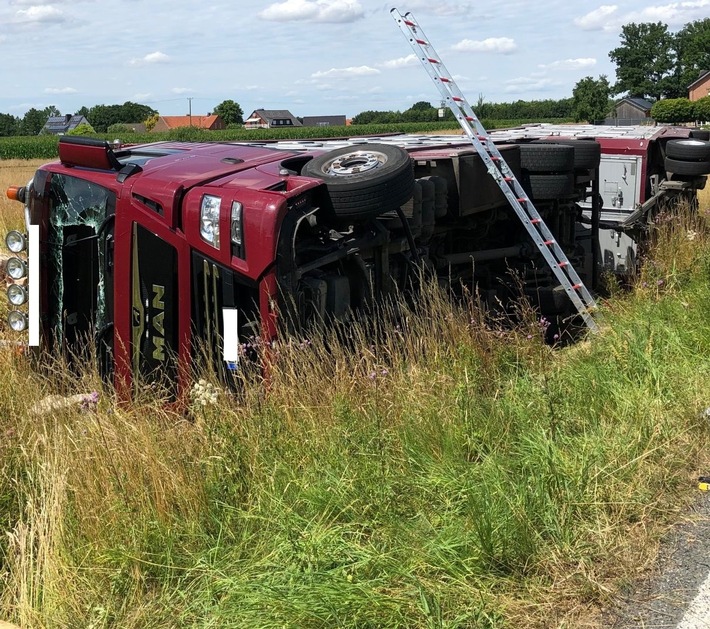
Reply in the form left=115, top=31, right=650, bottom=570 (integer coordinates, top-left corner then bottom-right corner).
left=391, top=8, right=599, bottom=332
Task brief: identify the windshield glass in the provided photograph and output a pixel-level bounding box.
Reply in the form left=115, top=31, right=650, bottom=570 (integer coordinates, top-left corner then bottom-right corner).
left=46, top=173, right=115, bottom=350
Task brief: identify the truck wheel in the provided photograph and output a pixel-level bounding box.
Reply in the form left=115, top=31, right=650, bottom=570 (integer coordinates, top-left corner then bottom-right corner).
left=690, top=130, right=710, bottom=141
left=526, top=173, right=575, bottom=200
left=535, top=139, right=601, bottom=170
left=519, top=144, right=574, bottom=172
left=665, top=156, right=710, bottom=176
left=665, top=139, right=710, bottom=161
left=302, top=144, right=415, bottom=220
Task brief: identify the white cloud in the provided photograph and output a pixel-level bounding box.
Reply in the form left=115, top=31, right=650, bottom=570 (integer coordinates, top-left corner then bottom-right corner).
left=574, top=5, right=619, bottom=31
left=171, top=87, right=194, bottom=94
left=259, top=0, right=364, bottom=23
left=451, top=37, right=517, bottom=54
left=504, top=77, right=560, bottom=93
left=14, top=5, right=65, bottom=23
left=378, top=54, right=418, bottom=70
left=397, top=0, right=476, bottom=16
left=625, top=0, right=710, bottom=26
left=132, top=93, right=152, bottom=101
left=539, top=58, right=597, bottom=70
left=129, top=51, right=170, bottom=66
left=44, top=86, right=77, bottom=94
left=311, top=65, right=380, bottom=79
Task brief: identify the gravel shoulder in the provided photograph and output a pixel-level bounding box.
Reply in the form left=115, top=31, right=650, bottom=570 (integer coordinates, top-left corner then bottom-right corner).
left=605, top=491, right=710, bottom=628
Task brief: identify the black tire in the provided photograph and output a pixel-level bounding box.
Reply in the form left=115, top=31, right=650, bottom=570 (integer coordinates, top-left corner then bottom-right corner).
left=526, top=173, right=575, bottom=200
left=665, top=157, right=710, bottom=176
left=519, top=143, right=574, bottom=173
left=535, top=139, right=601, bottom=170
left=302, top=144, right=414, bottom=220
left=665, top=138, right=710, bottom=161
left=690, top=129, right=710, bottom=141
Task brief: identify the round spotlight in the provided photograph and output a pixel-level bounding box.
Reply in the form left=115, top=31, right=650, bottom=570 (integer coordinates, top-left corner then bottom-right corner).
left=7, top=283, right=28, bottom=306
left=8, top=310, right=28, bottom=332
left=5, top=230, right=27, bottom=253
left=5, top=257, right=27, bottom=280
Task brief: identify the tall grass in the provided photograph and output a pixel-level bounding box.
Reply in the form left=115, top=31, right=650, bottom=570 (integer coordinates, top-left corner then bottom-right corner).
left=0, top=177, right=708, bottom=627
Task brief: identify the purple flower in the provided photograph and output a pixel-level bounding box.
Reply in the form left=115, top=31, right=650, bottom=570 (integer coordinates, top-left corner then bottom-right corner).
left=80, top=391, right=99, bottom=411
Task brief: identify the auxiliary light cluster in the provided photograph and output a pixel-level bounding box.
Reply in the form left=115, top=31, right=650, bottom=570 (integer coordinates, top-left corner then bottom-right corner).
left=5, top=229, right=29, bottom=332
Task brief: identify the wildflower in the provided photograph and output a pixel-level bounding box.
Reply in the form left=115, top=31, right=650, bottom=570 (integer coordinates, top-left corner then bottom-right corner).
left=687, top=230, right=698, bottom=241
left=656, top=279, right=664, bottom=286
left=80, top=391, right=99, bottom=411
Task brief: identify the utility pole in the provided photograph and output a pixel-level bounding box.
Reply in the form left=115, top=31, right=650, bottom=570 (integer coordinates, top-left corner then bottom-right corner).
left=188, top=97, right=193, bottom=126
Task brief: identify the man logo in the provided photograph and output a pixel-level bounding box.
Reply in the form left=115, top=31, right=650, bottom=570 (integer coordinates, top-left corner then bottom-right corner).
left=151, top=284, right=166, bottom=361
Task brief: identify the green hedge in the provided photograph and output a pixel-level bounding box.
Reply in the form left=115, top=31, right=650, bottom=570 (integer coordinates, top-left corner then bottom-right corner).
left=0, top=119, right=574, bottom=161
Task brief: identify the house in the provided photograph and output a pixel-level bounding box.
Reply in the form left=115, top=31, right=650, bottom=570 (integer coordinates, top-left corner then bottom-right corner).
left=301, top=115, right=347, bottom=128
left=688, top=70, right=710, bottom=101
left=151, top=115, right=225, bottom=132
left=41, top=114, right=91, bottom=135
left=606, top=97, right=654, bottom=125
left=243, top=109, right=302, bottom=130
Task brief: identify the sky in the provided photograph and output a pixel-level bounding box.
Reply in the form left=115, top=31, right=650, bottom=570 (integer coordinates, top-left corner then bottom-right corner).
left=1, top=0, right=709, bottom=121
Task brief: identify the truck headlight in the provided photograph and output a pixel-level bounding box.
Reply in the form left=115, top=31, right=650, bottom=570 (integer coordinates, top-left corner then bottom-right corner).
left=8, top=310, right=28, bottom=332
left=200, top=194, right=221, bottom=248
left=6, top=257, right=27, bottom=280
left=231, top=201, right=243, bottom=246
left=7, top=284, right=27, bottom=306
left=5, top=230, right=27, bottom=253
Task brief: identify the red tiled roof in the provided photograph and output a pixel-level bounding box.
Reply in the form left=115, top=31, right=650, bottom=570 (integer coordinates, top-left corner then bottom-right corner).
left=159, top=115, right=221, bottom=129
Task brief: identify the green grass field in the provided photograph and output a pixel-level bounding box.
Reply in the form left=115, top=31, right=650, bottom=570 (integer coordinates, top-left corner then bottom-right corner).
left=0, top=163, right=709, bottom=628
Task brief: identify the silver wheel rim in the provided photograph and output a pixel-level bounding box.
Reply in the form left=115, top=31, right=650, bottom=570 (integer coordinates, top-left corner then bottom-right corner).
left=324, top=150, right=388, bottom=176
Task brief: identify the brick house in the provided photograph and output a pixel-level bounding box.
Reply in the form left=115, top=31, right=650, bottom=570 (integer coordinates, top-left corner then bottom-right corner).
left=688, top=70, right=710, bottom=101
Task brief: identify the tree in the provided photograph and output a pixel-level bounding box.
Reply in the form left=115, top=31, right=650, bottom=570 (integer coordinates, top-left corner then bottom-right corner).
left=694, top=96, right=710, bottom=123
left=85, top=101, right=158, bottom=132
left=609, top=22, right=675, bottom=99
left=67, top=122, right=96, bottom=136
left=0, top=113, right=20, bottom=136
left=402, top=101, right=438, bottom=122
left=651, top=98, right=694, bottom=123
left=212, top=99, right=244, bottom=126
left=21, top=108, right=49, bottom=135
left=572, top=75, right=612, bottom=123
left=144, top=113, right=159, bottom=132
left=675, top=19, right=710, bottom=95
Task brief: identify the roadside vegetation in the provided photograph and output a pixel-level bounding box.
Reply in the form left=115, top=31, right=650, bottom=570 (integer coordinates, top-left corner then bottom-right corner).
left=0, top=161, right=709, bottom=627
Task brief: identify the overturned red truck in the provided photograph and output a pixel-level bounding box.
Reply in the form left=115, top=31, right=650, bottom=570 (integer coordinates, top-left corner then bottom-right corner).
left=4, top=124, right=710, bottom=396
